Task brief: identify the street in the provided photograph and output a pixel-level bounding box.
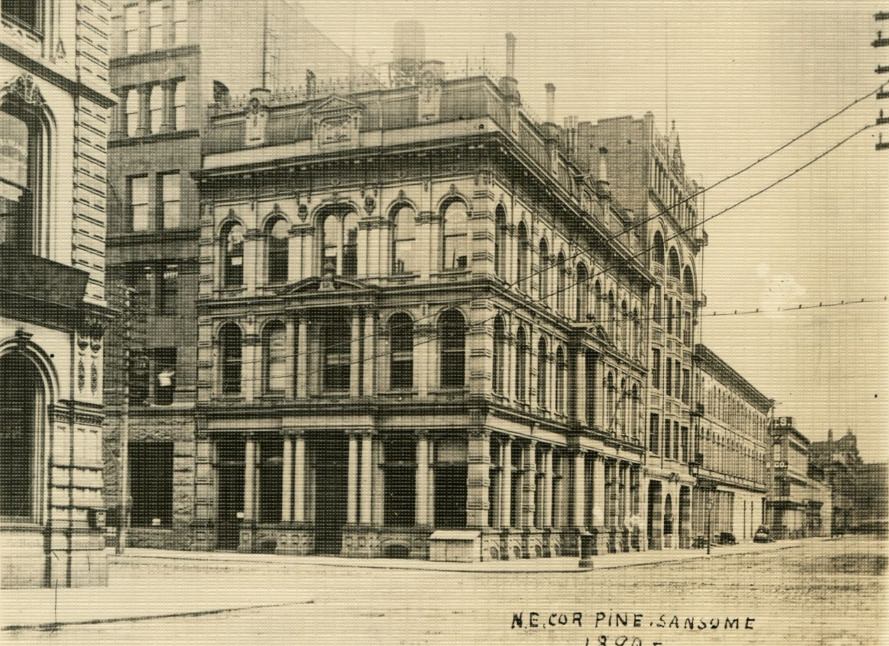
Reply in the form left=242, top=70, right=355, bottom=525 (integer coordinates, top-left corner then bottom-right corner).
left=1, top=536, right=884, bottom=646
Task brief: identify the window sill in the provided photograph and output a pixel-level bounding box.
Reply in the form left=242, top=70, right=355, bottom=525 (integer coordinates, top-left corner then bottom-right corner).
left=213, top=394, right=245, bottom=403
left=429, top=387, right=469, bottom=396
left=431, top=268, right=472, bottom=279
left=217, top=286, right=247, bottom=297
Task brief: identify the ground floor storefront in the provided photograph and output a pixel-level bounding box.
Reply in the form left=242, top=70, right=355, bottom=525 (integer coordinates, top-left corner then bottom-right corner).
left=691, top=482, right=766, bottom=544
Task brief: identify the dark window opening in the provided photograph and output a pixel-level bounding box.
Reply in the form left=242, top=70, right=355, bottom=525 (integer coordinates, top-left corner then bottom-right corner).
left=2, top=0, right=41, bottom=35
left=649, top=413, right=659, bottom=455
left=323, top=316, right=351, bottom=392
left=439, top=310, right=465, bottom=389
left=259, top=439, right=283, bottom=523
left=220, top=324, right=242, bottom=394
left=434, top=464, right=467, bottom=528
left=153, top=347, right=176, bottom=406
left=389, top=314, right=413, bottom=390
left=383, top=438, right=416, bottom=526
left=129, top=442, right=173, bottom=527
left=267, top=217, right=289, bottom=284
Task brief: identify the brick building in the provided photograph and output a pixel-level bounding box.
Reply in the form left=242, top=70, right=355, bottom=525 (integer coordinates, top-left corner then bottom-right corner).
left=1, top=1, right=114, bottom=586
left=102, top=0, right=371, bottom=550
left=690, top=344, right=771, bottom=543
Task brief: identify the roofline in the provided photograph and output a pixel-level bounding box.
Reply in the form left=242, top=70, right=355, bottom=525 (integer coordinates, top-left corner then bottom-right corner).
left=694, top=343, right=772, bottom=411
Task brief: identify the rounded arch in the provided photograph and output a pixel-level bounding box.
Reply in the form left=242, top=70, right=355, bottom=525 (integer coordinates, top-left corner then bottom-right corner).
left=382, top=309, right=415, bottom=329
left=652, top=229, right=666, bottom=265
left=214, top=319, right=245, bottom=340
left=435, top=191, right=471, bottom=215
left=258, top=317, right=286, bottom=337
left=309, top=200, right=361, bottom=229
left=668, top=246, right=681, bottom=278
left=384, top=196, right=419, bottom=218
left=682, top=265, right=696, bottom=295
left=0, top=339, right=59, bottom=404
left=441, top=198, right=470, bottom=270
left=260, top=319, right=286, bottom=393
left=438, top=308, right=467, bottom=388
left=215, top=211, right=246, bottom=237
left=259, top=208, right=291, bottom=233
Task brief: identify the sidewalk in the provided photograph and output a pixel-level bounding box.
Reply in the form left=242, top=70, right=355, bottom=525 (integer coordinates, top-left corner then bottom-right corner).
left=1, top=537, right=827, bottom=632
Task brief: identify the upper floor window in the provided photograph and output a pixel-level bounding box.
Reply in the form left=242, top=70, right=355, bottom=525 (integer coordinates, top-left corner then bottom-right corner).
left=149, top=85, right=163, bottom=133
left=219, top=323, right=242, bottom=394
left=160, top=172, right=181, bottom=229
left=683, top=265, right=695, bottom=295
left=173, top=0, right=188, bottom=44
left=649, top=413, right=660, bottom=455
left=323, top=316, right=351, bottom=392
left=537, top=238, right=549, bottom=301
left=129, top=175, right=149, bottom=231
left=0, top=104, right=39, bottom=253
left=262, top=321, right=286, bottom=394
left=125, top=88, right=140, bottom=137
left=439, top=309, right=466, bottom=388
left=494, top=205, right=507, bottom=278
left=389, top=313, right=413, bottom=390
left=652, top=231, right=665, bottom=265
left=148, top=0, right=164, bottom=50
left=683, top=312, right=692, bottom=345
left=124, top=4, right=140, bottom=54
left=492, top=316, right=505, bottom=394
left=555, top=252, right=566, bottom=314
left=158, top=265, right=178, bottom=314
left=442, top=199, right=469, bottom=270
left=555, top=346, right=565, bottom=414
left=516, top=222, right=529, bottom=290
left=651, top=348, right=661, bottom=390
left=2, top=0, right=42, bottom=37
left=668, top=247, right=681, bottom=279
left=653, top=284, right=662, bottom=325
left=593, top=280, right=603, bottom=322
left=154, top=348, right=176, bottom=405
left=575, top=263, right=589, bottom=321
left=173, top=81, right=187, bottom=130
left=391, top=204, right=416, bottom=274
left=607, top=291, right=616, bottom=340
left=536, top=337, right=547, bottom=408
left=320, top=210, right=358, bottom=277
left=221, top=221, right=244, bottom=287
left=265, top=216, right=289, bottom=284
left=515, top=326, right=527, bottom=402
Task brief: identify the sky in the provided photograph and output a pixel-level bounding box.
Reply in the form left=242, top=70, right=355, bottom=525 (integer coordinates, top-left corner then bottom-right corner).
left=294, top=0, right=888, bottom=462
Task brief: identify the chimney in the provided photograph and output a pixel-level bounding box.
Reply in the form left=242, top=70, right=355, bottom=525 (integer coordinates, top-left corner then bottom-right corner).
left=505, top=32, right=516, bottom=78
left=545, top=83, right=556, bottom=124
left=596, top=146, right=610, bottom=197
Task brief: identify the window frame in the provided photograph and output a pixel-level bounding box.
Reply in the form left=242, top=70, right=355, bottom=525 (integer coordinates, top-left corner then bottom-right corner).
left=219, top=324, right=242, bottom=395
left=159, top=171, right=181, bottom=229
left=439, top=309, right=466, bottom=389
left=441, top=199, right=469, bottom=270
left=388, top=313, right=414, bottom=391
left=265, top=216, right=290, bottom=285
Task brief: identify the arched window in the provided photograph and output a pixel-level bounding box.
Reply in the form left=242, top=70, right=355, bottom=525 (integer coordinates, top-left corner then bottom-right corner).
left=668, top=247, right=681, bottom=279
left=221, top=221, right=244, bottom=287
left=633, top=307, right=641, bottom=358
left=594, top=280, right=603, bottom=322
left=605, top=372, right=615, bottom=431
left=536, top=337, right=547, bottom=408
left=494, top=205, right=507, bottom=279
left=575, top=263, right=589, bottom=321
left=391, top=204, right=416, bottom=274
left=620, top=300, right=628, bottom=351
left=262, top=321, right=286, bottom=393
left=538, top=238, right=549, bottom=302
left=555, top=346, right=565, bottom=414
left=608, top=291, right=616, bottom=340
left=515, top=326, right=527, bottom=402
left=556, top=251, right=566, bottom=314
left=493, top=317, right=506, bottom=394
left=320, top=209, right=360, bottom=276
left=439, top=309, right=466, bottom=388
left=0, top=98, right=42, bottom=253
left=265, top=216, right=289, bottom=284
left=631, top=384, right=640, bottom=439
left=516, top=222, right=529, bottom=290
left=442, top=200, right=469, bottom=269
left=389, top=313, right=413, bottom=390
left=219, top=323, right=242, bottom=394
left=653, top=231, right=665, bottom=265
left=323, top=315, right=351, bottom=392
left=683, top=265, right=695, bottom=295
left=618, top=377, right=627, bottom=434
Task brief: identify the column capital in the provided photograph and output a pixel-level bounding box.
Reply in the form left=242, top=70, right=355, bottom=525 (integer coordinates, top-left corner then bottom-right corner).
left=413, top=429, right=431, bottom=440
left=282, top=427, right=305, bottom=438
left=469, top=428, right=491, bottom=440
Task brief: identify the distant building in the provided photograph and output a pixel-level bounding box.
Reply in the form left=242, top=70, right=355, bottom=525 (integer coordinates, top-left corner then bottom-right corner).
left=805, top=462, right=832, bottom=538
left=102, top=0, right=371, bottom=550
left=810, top=430, right=887, bottom=534
left=1, top=0, right=114, bottom=587
left=691, top=345, right=771, bottom=543
left=768, top=416, right=813, bottom=539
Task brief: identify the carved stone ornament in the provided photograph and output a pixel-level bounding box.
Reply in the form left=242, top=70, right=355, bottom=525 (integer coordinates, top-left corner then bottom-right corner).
left=364, top=193, right=376, bottom=215
left=298, top=203, right=309, bottom=221
left=1, top=74, right=46, bottom=107
left=244, top=97, right=269, bottom=147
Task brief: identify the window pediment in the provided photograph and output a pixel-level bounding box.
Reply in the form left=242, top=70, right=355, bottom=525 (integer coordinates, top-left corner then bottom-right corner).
left=311, top=95, right=364, bottom=150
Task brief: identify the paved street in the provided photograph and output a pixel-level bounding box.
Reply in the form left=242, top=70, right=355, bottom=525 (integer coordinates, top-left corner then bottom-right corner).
left=1, top=536, right=884, bottom=646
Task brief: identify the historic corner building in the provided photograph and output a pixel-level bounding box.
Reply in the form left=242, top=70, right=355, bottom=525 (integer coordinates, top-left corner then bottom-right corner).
left=0, top=1, right=114, bottom=587
left=188, top=32, right=672, bottom=561
left=690, top=344, right=771, bottom=543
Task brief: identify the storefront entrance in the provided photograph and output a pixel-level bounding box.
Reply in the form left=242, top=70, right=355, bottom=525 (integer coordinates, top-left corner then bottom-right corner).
left=314, top=434, right=347, bottom=554
left=216, top=440, right=245, bottom=550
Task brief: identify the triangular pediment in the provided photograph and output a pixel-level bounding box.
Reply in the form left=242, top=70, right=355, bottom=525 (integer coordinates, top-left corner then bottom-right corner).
left=282, top=275, right=376, bottom=295
left=311, top=94, right=364, bottom=115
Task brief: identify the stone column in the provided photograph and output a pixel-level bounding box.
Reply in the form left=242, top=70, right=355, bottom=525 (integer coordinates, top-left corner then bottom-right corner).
left=281, top=433, right=293, bottom=522
left=500, top=437, right=512, bottom=528
left=293, top=432, right=306, bottom=523
left=243, top=436, right=257, bottom=522
left=347, top=432, right=359, bottom=524
left=296, top=317, right=309, bottom=398
left=592, top=454, right=606, bottom=528
left=467, top=430, right=491, bottom=528
left=363, top=312, right=376, bottom=396
left=523, top=441, right=537, bottom=527
left=415, top=431, right=429, bottom=526
left=360, top=432, right=373, bottom=525
left=350, top=311, right=361, bottom=398
left=543, top=447, right=554, bottom=528
left=575, top=349, right=587, bottom=424
left=573, top=450, right=585, bottom=528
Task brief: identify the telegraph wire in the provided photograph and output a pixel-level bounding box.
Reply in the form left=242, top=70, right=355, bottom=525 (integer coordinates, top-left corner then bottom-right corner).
left=178, top=122, right=873, bottom=386
left=165, top=82, right=883, bottom=370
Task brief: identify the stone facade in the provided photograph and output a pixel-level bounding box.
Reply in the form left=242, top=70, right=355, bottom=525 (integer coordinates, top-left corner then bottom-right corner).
left=1, top=0, right=114, bottom=587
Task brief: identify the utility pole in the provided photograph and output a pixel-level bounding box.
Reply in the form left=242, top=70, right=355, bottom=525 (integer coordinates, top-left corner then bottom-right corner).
left=875, top=11, right=888, bottom=150
left=261, top=0, right=269, bottom=90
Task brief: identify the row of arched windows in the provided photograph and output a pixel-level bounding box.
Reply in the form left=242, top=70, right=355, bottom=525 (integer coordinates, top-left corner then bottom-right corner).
left=651, top=231, right=696, bottom=295
left=216, top=309, right=469, bottom=395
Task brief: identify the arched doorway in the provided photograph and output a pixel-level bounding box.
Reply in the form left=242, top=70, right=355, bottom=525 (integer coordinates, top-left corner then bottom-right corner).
left=0, top=351, right=47, bottom=523
left=663, top=493, right=674, bottom=548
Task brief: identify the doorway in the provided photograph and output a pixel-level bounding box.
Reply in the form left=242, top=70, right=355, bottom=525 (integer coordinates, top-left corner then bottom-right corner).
left=313, top=434, right=348, bottom=554
left=216, top=440, right=245, bottom=550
